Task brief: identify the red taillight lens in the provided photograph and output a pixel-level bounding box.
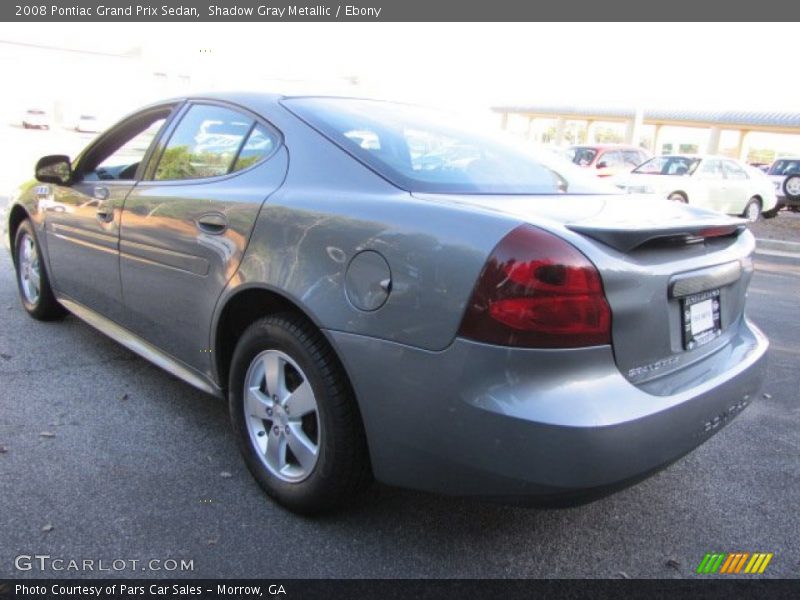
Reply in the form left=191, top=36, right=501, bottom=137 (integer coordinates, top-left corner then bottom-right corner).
left=458, top=224, right=611, bottom=348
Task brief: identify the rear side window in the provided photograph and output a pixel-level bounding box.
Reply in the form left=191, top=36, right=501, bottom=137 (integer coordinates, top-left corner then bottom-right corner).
left=622, top=150, right=646, bottom=167
left=598, top=151, right=622, bottom=168
left=284, top=97, right=610, bottom=195
left=154, top=105, right=277, bottom=181
left=232, top=124, right=276, bottom=172
left=722, top=161, right=748, bottom=180
left=697, top=160, right=724, bottom=179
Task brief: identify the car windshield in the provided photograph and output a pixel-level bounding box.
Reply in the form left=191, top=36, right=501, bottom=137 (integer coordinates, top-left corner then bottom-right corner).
left=632, top=156, right=701, bottom=176
left=768, top=159, right=800, bottom=176
left=284, top=98, right=613, bottom=194
left=567, top=147, right=599, bottom=166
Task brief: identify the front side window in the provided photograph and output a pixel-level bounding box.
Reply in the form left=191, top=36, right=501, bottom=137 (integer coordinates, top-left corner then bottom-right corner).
left=79, top=109, right=171, bottom=182
left=154, top=105, right=275, bottom=181
left=567, top=147, right=599, bottom=167
left=285, top=98, right=611, bottom=195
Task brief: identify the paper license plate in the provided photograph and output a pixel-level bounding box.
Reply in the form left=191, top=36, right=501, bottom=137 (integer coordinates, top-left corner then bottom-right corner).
left=682, top=289, right=722, bottom=350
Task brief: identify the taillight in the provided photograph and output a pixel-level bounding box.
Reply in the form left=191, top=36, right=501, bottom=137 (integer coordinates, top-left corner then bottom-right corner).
left=458, top=224, right=611, bottom=348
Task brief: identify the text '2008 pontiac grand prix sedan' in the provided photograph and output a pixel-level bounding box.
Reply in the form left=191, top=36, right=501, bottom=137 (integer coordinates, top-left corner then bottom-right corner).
left=4, top=94, right=768, bottom=513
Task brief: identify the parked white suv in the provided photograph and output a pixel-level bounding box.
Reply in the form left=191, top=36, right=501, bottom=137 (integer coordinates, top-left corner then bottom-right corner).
left=766, top=157, right=800, bottom=212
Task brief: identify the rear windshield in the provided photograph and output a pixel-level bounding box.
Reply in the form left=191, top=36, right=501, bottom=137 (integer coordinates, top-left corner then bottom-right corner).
left=769, top=159, right=800, bottom=176
left=283, top=98, right=611, bottom=195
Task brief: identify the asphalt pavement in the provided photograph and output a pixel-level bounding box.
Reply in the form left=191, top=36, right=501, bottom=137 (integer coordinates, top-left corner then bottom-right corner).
left=0, top=231, right=798, bottom=579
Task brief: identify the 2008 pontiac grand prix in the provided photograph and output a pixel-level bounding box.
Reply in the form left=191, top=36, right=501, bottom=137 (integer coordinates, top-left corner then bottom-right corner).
left=4, top=93, right=768, bottom=513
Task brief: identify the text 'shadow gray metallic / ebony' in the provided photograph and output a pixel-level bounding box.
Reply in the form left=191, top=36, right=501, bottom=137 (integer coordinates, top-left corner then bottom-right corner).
left=4, top=93, right=768, bottom=513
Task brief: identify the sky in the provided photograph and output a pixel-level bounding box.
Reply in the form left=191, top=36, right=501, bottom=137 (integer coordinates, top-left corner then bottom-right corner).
left=1, top=22, right=798, bottom=154
left=1, top=22, right=797, bottom=112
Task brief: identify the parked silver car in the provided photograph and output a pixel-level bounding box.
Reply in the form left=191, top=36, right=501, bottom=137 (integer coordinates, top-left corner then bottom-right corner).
left=4, top=94, right=768, bottom=513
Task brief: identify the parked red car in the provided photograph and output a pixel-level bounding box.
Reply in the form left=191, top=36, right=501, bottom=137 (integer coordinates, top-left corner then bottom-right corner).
left=567, top=144, right=651, bottom=177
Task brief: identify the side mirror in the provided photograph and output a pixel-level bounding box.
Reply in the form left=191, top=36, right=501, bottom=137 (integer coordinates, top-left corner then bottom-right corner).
left=35, top=155, right=72, bottom=185
left=596, top=161, right=608, bottom=169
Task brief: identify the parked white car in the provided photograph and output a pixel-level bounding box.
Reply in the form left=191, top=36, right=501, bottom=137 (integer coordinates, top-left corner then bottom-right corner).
left=613, top=154, right=779, bottom=221
left=74, top=114, right=104, bottom=133
left=22, top=109, right=50, bottom=129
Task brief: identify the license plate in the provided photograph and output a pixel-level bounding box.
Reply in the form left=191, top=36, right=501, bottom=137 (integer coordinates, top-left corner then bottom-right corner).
left=682, top=289, right=722, bottom=350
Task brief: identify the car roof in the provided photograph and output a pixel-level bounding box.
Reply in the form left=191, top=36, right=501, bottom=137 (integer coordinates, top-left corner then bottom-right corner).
left=569, top=144, right=644, bottom=150
left=656, top=154, right=739, bottom=161
left=141, top=91, right=417, bottom=116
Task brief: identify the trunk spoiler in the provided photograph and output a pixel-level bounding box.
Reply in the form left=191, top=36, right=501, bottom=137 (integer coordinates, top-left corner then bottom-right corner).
left=567, top=220, right=746, bottom=253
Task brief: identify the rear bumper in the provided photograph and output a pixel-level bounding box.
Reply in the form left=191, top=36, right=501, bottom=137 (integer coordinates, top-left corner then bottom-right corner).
left=328, top=317, right=768, bottom=502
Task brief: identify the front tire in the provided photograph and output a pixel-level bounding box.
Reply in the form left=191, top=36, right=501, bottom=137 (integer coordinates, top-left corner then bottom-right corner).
left=229, top=314, right=371, bottom=514
left=13, top=220, right=66, bottom=321
left=743, top=197, right=762, bottom=223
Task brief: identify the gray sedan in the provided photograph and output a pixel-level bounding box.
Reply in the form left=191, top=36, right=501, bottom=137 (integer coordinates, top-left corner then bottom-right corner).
left=4, top=94, right=768, bottom=513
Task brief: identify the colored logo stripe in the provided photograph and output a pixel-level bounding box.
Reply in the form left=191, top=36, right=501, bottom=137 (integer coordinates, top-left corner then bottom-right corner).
left=697, top=552, right=773, bottom=574
left=745, top=553, right=773, bottom=574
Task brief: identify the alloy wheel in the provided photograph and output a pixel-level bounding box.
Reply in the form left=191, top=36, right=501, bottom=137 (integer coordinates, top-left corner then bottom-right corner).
left=243, top=349, right=320, bottom=483
left=746, top=201, right=761, bottom=222
left=18, top=233, right=41, bottom=305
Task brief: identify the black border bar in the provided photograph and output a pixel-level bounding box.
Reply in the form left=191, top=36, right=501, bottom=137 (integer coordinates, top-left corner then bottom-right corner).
left=2, top=1, right=799, bottom=21
left=2, top=579, right=800, bottom=600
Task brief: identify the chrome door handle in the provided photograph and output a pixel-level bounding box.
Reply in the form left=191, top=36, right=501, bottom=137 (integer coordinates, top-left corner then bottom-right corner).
left=94, top=186, right=109, bottom=200
left=196, top=213, right=228, bottom=235
left=95, top=201, right=114, bottom=222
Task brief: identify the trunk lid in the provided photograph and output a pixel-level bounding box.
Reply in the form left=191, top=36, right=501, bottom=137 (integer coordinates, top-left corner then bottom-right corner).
left=415, top=192, right=754, bottom=389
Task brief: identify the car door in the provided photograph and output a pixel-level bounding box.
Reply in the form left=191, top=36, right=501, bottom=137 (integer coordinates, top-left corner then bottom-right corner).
left=44, top=105, right=175, bottom=322
left=692, top=158, right=727, bottom=212
left=118, top=101, right=288, bottom=377
left=721, top=160, right=752, bottom=214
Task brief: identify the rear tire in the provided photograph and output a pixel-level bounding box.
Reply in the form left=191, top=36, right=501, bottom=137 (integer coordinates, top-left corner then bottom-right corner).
left=762, top=207, right=780, bottom=219
left=228, top=313, right=371, bottom=514
left=743, top=197, right=762, bottom=223
left=13, top=220, right=66, bottom=321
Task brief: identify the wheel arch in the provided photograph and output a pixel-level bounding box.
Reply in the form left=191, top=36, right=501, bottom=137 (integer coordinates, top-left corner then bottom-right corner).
left=7, top=204, right=32, bottom=265
left=668, top=190, right=688, bottom=203
left=212, top=284, right=375, bottom=473
left=212, top=284, right=340, bottom=393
